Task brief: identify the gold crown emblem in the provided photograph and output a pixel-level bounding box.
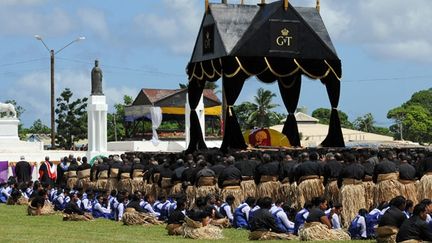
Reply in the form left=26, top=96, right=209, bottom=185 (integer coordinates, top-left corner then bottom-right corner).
left=281, top=28, right=290, bottom=36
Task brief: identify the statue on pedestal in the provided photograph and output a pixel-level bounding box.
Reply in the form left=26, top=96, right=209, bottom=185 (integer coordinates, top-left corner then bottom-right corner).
left=0, top=102, right=17, bottom=118
left=91, top=59, right=104, bottom=95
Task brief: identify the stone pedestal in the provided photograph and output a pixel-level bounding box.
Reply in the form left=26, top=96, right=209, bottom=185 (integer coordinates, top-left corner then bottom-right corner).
left=0, top=119, right=19, bottom=141
left=87, top=95, right=108, bottom=160
left=185, top=94, right=205, bottom=148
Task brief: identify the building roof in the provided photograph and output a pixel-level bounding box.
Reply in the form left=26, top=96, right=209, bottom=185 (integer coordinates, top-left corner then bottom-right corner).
left=295, top=112, right=319, bottom=123
left=132, top=88, right=221, bottom=107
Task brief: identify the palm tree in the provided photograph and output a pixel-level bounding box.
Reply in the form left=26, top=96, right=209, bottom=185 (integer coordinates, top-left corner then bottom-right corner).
left=247, top=88, right=279, bottom=128
left=354, top=113, right=376, bottom=133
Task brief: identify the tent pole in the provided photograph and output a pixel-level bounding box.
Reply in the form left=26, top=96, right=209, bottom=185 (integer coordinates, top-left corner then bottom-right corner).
left=205, top=0, right=209, bottom=13
left=284, top=0, right=288, bottom=11
left=316, top=0, right=320, bottom=12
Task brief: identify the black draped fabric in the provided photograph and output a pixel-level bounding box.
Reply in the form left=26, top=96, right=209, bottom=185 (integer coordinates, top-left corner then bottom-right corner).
left=220, top=64, right=248, bottom=152
left=278, top=74, right=301, bottom=146
left=320, top=73, right=345, bottom=147
left=186, top=79, right=208, bottom=153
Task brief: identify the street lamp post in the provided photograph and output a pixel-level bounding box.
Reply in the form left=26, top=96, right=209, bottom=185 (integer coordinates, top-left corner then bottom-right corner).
left=34, top=35, right=85, bottom=149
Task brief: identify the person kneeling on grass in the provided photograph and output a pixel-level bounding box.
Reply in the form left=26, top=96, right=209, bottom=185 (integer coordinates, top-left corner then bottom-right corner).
left=396, top=203, right=432, bottom=242
left=166, top=197, right=187, bottom=235
left=233, top=197, right=255, bottom=229
left=248, top=197, right=294, bottom=241
left=63, top=193, right=93, bottom=221
left=182, top=204, right=224, bottom=240
left=27, top=189, right=48, bottom=216
left=298, top=197, right=350, bottom=241
left=349, top=208, right=368, bottom=240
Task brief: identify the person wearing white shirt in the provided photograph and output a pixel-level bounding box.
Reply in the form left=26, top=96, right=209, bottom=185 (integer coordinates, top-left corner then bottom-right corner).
left=272, top=202, right=295, bottom=234
left=349, top=209, right=368, bottom=239
left=92, top=195, right=111, bottom=219
left=219, top=195, right=235, bottom=223
left=140, top=195, right=160, bottom=217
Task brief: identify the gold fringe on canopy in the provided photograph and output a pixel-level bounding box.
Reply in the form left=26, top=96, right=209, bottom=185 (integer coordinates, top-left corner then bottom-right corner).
left=340, top=183, right=366, bottom=228
left=220, top=186, right=242, bottom=209
left=417, top=174, right=432, bottom=202
left=299, top=222, right=351, bottom=241
left=249, top=231, right=295, bottom=241
left=296, top=179, right=324, bottom=210
left=182, top=217, right=224, bottom=240
left=122, top=208, right=162, bottom=226
left=256, top=181, right=281, bottom=199
left=188, top=57, right=342, bottom=82
left=375, top=179, right=401, bottom=206
left=324, top=180, right=339, bottom=206
left=240, top=180, right=256, bottom=199
left=398, top=180, right=418, bottom=206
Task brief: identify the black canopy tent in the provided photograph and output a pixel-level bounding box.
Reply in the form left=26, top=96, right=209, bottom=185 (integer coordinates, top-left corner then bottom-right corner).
left=186, top=0, right=344, bottom=152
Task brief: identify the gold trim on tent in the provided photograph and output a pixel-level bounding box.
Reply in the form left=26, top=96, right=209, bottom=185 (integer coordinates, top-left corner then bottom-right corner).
left=161, top=106, right=221, bottom=116
left=188, top=57, right=342, bottom=82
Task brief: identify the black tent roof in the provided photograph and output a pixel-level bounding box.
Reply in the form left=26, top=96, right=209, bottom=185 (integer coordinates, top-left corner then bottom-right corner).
left=190, top=1, right=338, bottom=63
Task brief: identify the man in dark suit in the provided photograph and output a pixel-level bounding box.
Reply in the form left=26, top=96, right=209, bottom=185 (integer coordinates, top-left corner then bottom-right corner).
left=15, top=156, right=32, bottom=183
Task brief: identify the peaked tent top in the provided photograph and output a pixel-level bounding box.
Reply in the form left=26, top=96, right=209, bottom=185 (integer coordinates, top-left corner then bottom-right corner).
left=190, top=1, right=338, bottom=63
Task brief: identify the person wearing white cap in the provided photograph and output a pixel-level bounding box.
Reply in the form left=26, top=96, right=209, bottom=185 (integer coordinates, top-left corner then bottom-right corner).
left=15, top=156, right=32, bottom=183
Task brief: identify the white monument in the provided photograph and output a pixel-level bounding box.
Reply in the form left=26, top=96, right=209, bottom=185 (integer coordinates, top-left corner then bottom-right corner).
left=87, top=60, right=108, bottom=160
left=0, top=102, right=43, bottom=152
left=185, top=94, right=205, bottom=148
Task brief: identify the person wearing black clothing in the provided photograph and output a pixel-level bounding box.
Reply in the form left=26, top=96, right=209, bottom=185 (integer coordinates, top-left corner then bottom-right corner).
left=130, top=158, right=145, bottom=193
left=126, top=194, right=146, bottom=213
left=66, top=161, right=78, bottom=190
left=378, top=196, right=407, bottom=229
left=396, top=203, right=432, bottom=242
left=107, top=156, right=122, bottom=192
left=28, top=189, right=47, bottom=216
left=158, top=162, right=174, bottom=196
left=337, top=153, right=365, bottom=228
left=248, top=197, right=290, bottom=240
left=418, top=156, right=432, bottom=200
left=171, top=159, right=186, bottom=195
left=77, top=157, right=91, bottom=191
left=373, top=151, right=400, bottom=204
left=94, top=159, right=109, bottom=191
left=294, top=153, right=323, bottom=210
left=63, top=193, right=89, bottom=218
left=254, top=154, right=281, bottom=199
left=235, top=153, right=259, bottom=200
left=218, top=156, right=242, bottom=204
left=118, top=161, right=133, bottom=193
left=15, top=156, right=32, bottom=183
left=38, top=156, right=56, bottom=187
left=210, top=155, right=226, bottom=179
left=166, top=198, right=186, bottom=235
left=323, top=153, right=342, bottom=206
left=306, top=197, right=332, bottom=229
left=398, top=156, right=418, bottom=205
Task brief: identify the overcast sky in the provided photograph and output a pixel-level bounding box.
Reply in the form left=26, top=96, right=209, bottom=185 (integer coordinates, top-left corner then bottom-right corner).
left=1, top=0, right=431, bottom=128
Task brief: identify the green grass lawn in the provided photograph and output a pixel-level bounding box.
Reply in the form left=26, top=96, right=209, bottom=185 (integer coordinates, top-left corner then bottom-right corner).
left=0, top=204, right=373, bottom=243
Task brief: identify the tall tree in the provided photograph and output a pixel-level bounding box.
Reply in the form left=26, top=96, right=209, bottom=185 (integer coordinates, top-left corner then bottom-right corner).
left=247, top=88, right=280, bottom=128
left=28, top=119, right=50, bottom=134
left=311, top=108, right=353, bottom=129
left=233, top=101, right=258, bottom=130
left=55, top=88, right=88, bottom=149
left=353, top=113, right=376, bottom=133
left=388, top=104, right=432, bottom=143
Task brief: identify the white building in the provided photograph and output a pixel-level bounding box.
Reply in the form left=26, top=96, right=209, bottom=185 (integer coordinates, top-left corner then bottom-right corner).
left=271, top=112, right=394, bottom=147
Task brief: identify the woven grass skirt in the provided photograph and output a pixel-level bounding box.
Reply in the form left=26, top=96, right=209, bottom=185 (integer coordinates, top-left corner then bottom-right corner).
left=296, top=179, right=324, bottom=210
left=340, top=183, right=366, bottom=228
left=299, top=222, right=350, bottom=241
